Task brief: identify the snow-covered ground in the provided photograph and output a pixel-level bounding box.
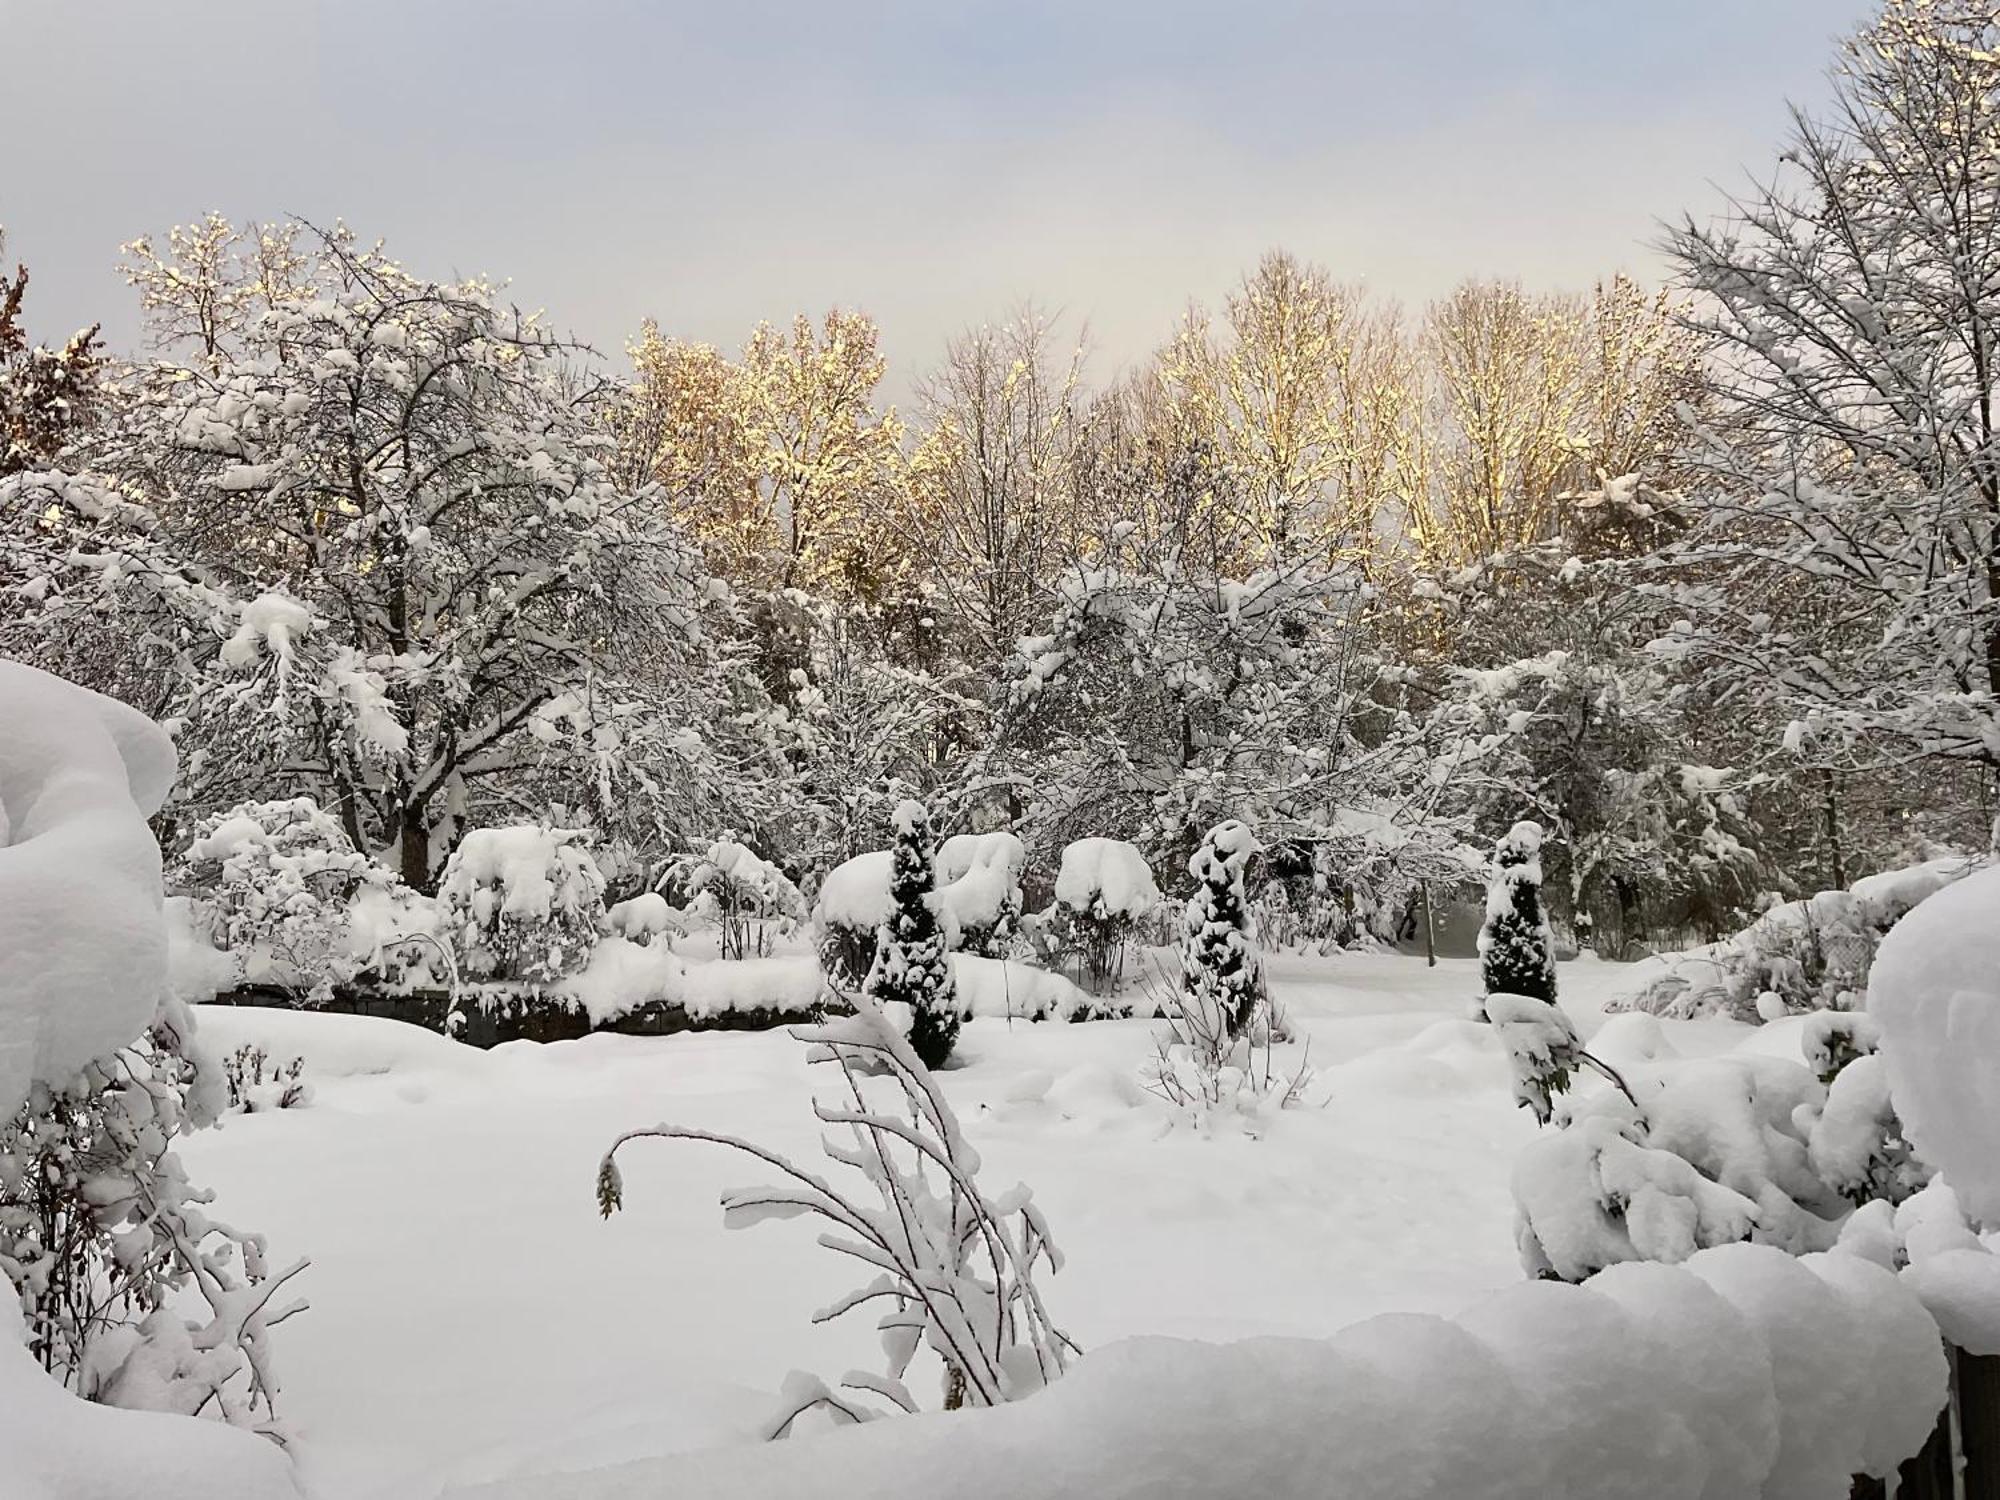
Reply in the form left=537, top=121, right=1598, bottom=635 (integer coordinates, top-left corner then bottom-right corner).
left=181, top=949, right=1727, bottom=1500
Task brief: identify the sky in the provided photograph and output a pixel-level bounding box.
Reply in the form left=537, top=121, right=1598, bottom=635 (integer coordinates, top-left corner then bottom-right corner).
left=4, top=0, right=1873, bottom=403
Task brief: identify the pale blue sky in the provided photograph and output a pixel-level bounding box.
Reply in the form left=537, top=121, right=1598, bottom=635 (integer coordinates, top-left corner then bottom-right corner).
left=4, top=0, right=1872, bottom=397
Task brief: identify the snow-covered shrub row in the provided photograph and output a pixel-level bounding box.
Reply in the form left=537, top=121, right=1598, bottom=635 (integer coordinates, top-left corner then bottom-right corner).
left=468, top=1242, right=1945, bottom=1500
left=1615, top=856, right=1979, bottom=1022
left=0, top=665, right=307, bottom=1492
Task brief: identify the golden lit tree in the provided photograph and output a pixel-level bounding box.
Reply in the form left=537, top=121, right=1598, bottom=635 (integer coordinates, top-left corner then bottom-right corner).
left=1149, top=251, right=1415, bottom=567
left=897, top=310, right=1092, bottom=666
left=740, top=308, right=905, bottom=595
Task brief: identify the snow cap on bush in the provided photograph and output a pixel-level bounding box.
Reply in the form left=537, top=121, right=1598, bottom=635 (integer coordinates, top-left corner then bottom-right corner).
left=439, top=824, right=607, bottom=984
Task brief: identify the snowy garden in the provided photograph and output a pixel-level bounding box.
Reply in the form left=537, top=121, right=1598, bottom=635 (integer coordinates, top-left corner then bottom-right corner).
left=10, top=1, right=2000, bottom=1496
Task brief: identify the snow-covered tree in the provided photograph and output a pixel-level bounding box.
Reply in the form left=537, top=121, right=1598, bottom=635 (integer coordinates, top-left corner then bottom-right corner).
left=1662, top=0, right=2000, bottom=798
left=1, top=233, right=104, bottom=476
left=438, top=825, right=607, bottom=986
left=996, top=523, right=1470, bottom=917
left=8, top=222, right=748, bottom=888
left=868, top=801, right=960, bottom=1070
left=1479, top=821, right=1557, bottom=1009
left=1179, top=820, right=1265, bottom=1042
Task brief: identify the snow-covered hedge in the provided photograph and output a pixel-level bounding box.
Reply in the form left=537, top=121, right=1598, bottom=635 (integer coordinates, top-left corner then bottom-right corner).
left=1615, top=856, right=1979, bottom=1022
left=439, top=825, right=608, bottom=985
left=454, top=1242, right=1946, bottom=1500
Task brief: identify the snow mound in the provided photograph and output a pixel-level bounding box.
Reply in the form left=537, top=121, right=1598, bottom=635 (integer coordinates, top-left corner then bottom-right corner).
left=0, top=661, right=178, bottom=1117
left=1868, top=863, right=2000, bottom=1223
left=443, top=1243, right=1944, bottom=1500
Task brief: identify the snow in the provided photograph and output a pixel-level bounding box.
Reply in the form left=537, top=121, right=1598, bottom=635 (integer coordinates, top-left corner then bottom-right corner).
left=152, top=950, right=1960, bottom=1498
left=0, top=660, right=177, bottom=1118
left=1052, top=837, right=1159, bottom=921
left=437, top=1240, right=1941, bottom=1500
left=1867, top=863, right=2000, bottom=1223
left=0, top=1294, right=304, bottom=1500
left=220, top=591, right=313, bottom=668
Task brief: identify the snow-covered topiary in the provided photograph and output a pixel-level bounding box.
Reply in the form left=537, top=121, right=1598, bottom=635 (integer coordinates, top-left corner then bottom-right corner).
left=870, top=802, right=961, bottom=1071
left=936, top=831, right=1027, bottom=958
left=438, top=825, right=607, bottom=986
left=174, top=797, right=388, bottom=1002
left=1178, top=820, right=1265, bottom=1043
left=1480, top=821, right=1556, bottom=1012
left=683, top=836, right=806, bottom=960
left=598, top=986, right=1075, bottom=1427
left=1047, top=837, right=1159, bottom=994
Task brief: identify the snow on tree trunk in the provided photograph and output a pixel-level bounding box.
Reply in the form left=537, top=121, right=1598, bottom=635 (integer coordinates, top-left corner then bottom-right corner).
left=1480, top=820, right=1556, bottom=1013
left=1179, top=819, right=1265, bottom=1042
left=868, top=801, right=960, bottom=1070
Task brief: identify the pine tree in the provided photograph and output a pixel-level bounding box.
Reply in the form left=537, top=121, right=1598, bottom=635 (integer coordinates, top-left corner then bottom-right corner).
left=1480, top=820, right=1557, bottom=1011
left=1180, top=819, right=1264, bottom=1041
left=870, top=800, right=961, bottom=1069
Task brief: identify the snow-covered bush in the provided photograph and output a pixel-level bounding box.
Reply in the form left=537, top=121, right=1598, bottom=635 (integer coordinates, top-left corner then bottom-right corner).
left=936, top=831, right=1026, bottom=958
left=682, top=836, right=805, bottom=960
left=1, top=1001, right=309, bottom=1431
left=597, top=987, right=1075, bottom=1428
left=870, top=802, right=961, bottom=1071
left=1618, top=856, right=1978, bottom=1022
left=174, top=797, right=388, bottom=1002
left=1511, top=1019, right=1928, bottom=1282
left=0, top=664, right=306, bottom=1447
left=606, top=892, right=681, bottom=948
left=1480, top=821, right=1556, bottom=1011
left=814, top=849, right=898, bottom=991
left=1046, top=837, right=1159, bottom=994
left=438, top=825, right=608, bottom=986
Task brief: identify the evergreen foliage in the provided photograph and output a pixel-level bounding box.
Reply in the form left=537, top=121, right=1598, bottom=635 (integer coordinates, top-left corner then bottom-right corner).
left=869, top=801, right=961, bottom=1069
left=1480, top=820, right=1557, bottom=1009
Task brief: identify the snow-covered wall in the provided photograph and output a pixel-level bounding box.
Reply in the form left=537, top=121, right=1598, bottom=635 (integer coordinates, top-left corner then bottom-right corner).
left=449, top=1243, right=1944, bottom=1500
